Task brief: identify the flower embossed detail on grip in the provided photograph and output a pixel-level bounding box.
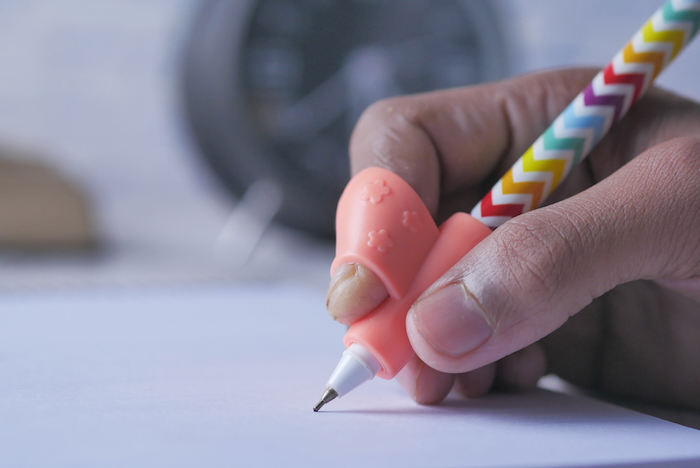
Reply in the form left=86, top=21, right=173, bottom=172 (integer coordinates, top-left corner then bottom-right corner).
left=402, top=211, right=423, bottom=233
left=361, top=179, right=391, bottom=204
left=367, top=230, right=394, bottom=252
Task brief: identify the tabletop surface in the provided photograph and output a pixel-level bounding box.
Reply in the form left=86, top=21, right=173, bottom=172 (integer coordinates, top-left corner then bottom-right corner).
left=1, top=284, right=700, bottom=468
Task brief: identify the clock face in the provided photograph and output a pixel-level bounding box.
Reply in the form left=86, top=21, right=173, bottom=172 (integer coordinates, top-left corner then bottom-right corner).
left=183, top=0, right=507, bottom=237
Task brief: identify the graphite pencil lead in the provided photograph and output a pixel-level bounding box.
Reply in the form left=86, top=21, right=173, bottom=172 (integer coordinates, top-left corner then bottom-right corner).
left=313, top=387, right=338, bottom=412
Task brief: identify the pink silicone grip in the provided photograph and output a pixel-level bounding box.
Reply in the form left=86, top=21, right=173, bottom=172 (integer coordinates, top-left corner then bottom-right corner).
left=331, top=167, right=439, bottom=299
left=343, top=212, right=491, bottom=379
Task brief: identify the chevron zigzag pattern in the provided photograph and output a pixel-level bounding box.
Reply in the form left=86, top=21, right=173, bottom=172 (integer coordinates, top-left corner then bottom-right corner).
left=471, top=0, right=700, bottom=229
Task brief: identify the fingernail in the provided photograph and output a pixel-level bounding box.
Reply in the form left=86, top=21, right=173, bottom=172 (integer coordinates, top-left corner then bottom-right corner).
left=411, top=283, right=493, bottom=358
left=326, top=263, right=389, bottom=324
left=326, top=263, right=356, bottom=313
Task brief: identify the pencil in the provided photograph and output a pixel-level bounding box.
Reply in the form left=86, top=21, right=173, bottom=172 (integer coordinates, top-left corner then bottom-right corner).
left=470, top=0, right=700, bottom=229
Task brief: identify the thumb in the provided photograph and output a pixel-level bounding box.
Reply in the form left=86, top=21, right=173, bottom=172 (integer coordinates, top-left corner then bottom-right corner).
left=406, top=137, right=700, bottom=374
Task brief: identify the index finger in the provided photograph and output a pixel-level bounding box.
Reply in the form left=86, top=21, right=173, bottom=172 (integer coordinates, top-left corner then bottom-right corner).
left=348, top=68, right=599, bottom=216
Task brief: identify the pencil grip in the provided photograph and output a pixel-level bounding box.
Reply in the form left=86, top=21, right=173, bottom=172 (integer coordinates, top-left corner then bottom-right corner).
left=333, top=167, right=491, bottom=379
left=343, top=212, right=491, bottom=379
left=331, top=167, right=439, bottom=299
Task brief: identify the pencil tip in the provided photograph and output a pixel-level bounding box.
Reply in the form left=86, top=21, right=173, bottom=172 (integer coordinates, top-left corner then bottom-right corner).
left=313, top=387, right=338, bottom=412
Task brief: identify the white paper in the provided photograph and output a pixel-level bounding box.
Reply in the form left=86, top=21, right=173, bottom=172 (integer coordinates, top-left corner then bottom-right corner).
left=0, top=284, right=699, bottom=468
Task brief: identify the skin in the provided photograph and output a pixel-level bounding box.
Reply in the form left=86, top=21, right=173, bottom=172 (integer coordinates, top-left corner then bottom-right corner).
left=326, top=68, right=700, bottom=409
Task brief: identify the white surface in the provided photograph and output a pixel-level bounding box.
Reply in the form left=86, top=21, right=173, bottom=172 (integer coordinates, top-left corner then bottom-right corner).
left=1, top=284, right=700, bottom=468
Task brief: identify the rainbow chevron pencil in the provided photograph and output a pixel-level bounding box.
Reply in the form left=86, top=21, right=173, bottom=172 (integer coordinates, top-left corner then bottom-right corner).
left=470, top=0, right=700, bottom=229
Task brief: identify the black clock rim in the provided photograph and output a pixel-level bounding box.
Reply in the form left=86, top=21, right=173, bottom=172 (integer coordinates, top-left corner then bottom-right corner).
left=180, top=0, right=510, bottom=238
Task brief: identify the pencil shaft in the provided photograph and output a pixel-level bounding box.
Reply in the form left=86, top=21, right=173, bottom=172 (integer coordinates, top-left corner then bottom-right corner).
left=471, top=0, right=700, bottom=229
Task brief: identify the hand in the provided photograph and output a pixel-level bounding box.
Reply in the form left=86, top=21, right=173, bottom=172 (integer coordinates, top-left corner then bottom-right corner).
left=325, top=68, right=700, bottom=409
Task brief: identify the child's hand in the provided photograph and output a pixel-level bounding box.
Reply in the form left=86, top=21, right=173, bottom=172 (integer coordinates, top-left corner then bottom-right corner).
left=326, top=68, right=700, bottom=409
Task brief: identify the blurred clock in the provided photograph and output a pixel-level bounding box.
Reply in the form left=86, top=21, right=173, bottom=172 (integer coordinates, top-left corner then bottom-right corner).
left=182, top=0, right=508, bottom=237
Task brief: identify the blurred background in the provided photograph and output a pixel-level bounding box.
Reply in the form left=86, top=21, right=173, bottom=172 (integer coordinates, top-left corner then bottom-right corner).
left=0, top=0, right=699, bottom=292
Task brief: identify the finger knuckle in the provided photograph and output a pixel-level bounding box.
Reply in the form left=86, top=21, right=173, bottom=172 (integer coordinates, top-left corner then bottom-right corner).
left=657, top=137, right=700, bottom=178
left=355, top=97, right=411, bottom=130
left=651, top=137, right=700, bottom=277
left=493, top=211, right=584, bottom=306
left=350, top=96, right=427, bottom=162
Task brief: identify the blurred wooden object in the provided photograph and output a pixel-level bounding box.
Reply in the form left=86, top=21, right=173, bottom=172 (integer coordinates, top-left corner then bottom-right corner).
left=0, top=157, right=94, bottom=249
